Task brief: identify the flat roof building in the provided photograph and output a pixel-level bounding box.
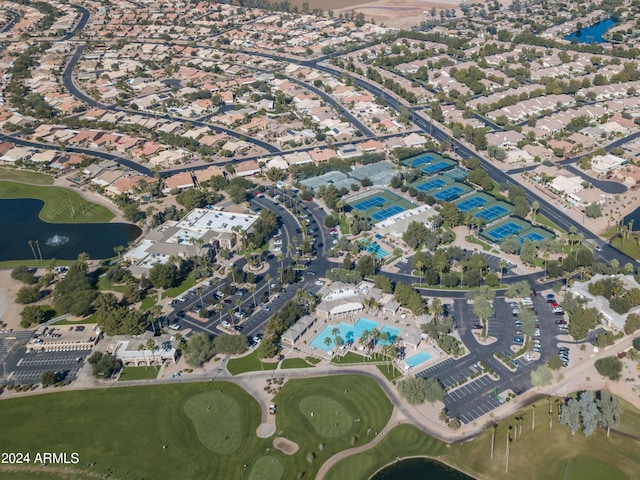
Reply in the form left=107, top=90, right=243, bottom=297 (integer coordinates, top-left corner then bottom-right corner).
left=125, top=208, right=259, bottom=276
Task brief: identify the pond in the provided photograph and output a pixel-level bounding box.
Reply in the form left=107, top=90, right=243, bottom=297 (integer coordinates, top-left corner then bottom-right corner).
left=0, top=199, right=141, bottom=261
left=372, top=457, right=473, bottom=480
left=565, top=18, right=616, bottom=44
left=623, top=205, right=640, bottom=231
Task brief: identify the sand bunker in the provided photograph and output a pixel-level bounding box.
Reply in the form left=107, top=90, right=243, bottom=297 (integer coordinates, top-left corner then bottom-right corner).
left=273, top=437, right=299, bottom=455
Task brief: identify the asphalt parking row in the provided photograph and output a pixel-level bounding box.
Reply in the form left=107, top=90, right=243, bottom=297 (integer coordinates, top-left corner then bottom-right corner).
left=11, top=367, right=80, bottom=382
left=414, top=357, right=454, bottom=377
left=458, top=394, right=503, bottom=424
left=445, top=375, right=494, bottom=402
left=439, top=364, right=482, bottom=389
left=18, top=355, right=80, bottom=367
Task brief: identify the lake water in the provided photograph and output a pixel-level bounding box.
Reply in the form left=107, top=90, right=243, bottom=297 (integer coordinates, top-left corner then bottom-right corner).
left=565, top=18, right=615, bottom=44
left=623, top=206, right=640, bottom=231
left=0, top=199, right=141, bottom=261
left=372, top=457, right=473, bottom=480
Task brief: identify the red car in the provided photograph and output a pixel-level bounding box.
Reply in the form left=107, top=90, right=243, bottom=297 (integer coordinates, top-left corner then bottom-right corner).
left=550, top=301, right=559, bottom=308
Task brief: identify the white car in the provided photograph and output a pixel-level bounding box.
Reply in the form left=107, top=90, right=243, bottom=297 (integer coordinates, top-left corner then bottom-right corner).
left=168, top=323, right=181, bottom=330
left=521, top=298, right=533, bottom=306
left=314, top=280, right=324, bottom=286
left=221, top=320, right=231, bottom=328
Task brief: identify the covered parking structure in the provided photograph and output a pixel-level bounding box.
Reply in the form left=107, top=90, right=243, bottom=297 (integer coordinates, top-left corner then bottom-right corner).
left=282, top=315, right=317, bottom=346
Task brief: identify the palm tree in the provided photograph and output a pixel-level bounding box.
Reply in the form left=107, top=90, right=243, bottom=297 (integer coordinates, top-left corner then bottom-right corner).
left=490, top=423, right=497, bottom=460
left=505, top=426, right=512, bottom=473
left=34, top=240, right=43, bottom=260
left=531, top=200, right=539, bottom=225
left=531, top=404, right=536, bottom=431
left=249, top=284, right=257, bottom=308
left=324, top=336, right=332, bottom=350
left=359, top=329, right=371, bottom=353
left=265, top=274, right=272, bottom=298
left=28, top=240, right=37, bottom=261
left=146, top=338, right=156, bottom=365
left=498, top=259, right=507, bottom=284
left=137, top=344, right=148, bottom=369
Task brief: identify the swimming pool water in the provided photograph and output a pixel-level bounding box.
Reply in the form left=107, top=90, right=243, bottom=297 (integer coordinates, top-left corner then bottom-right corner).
left=405, top=351, right=432, bottom=368
left=310, top=318, right=401, bottom=351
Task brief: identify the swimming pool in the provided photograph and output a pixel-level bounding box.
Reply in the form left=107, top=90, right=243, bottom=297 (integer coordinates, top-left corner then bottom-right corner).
left=310, top=318, right=401, bottom=351
left=405, top=351, right=432, bottom=368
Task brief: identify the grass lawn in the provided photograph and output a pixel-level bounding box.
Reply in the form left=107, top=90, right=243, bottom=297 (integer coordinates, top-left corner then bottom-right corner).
left=226, top=349, right=278, bottom=375
left=534, top=214, right=562, bottom=233
left=376, top=364, right=403, bottom=382
left=118, top=366, right=160, bottom=381
left=280, top=357, right=316, bottom=369
left=611, top=234, right=640, bottom=260
left=273, top=375, right=392, bottom=477
left=140, top=294, right=157, bottom=311
left=328, top=395, right=640, bottom=480
left=0, top=374, right=394, bottom=480
left=465, top=235, right=492, bottom=251
left=0, top=181, right=114, bottom=223
left=331, top=351, right=384, bottom=364
left=96, top=276, right=127, bottom=293
left=162, top=272, right=198, bottom=299
left=325, top=424, right=447, bottom=480
left=0, top=382, right=268, bottom=480
left=53, top=313, right=98, bottom=325
left=0, top=167, right=54, bottom=185
left=305, top=356, right=321, bottom=365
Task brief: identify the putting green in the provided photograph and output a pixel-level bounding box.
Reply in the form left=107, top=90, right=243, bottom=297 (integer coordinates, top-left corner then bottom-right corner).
left=299, top=395, right=353, bottom=437
left=248, top=455, right=284, bottom=480
left=183, top=391, right=245, bottom=454
left=562, top=455, right=627, bottom=480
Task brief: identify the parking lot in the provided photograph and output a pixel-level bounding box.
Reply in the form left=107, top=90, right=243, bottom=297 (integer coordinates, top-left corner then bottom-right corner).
left=5, top=347, right=88, bottom=385
left=455, top=392, right=503, bottom=424
left=11, top=367, right=81, bottom=383
left=445, top=375, right=495, bottom=403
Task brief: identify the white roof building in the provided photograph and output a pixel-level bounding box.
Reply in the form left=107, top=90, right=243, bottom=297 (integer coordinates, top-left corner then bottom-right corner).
left=549, top=175, right=584, bottom=195
left=591, top=154, right=626, bottom=174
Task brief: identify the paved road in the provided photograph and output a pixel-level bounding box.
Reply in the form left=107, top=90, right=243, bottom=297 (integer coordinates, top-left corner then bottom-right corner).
left=59, top=4, right=90, bottom=41
left=61, top=45, right=281, bottom=154
left=0, top=10, right=20, bottom=33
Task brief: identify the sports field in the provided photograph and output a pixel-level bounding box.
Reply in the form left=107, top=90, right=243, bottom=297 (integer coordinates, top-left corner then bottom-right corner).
left=0, top=375, right=392, bottom=480
left=0, top=181, right=114, bottom=223
left=347, top=189, right=415, bottom=223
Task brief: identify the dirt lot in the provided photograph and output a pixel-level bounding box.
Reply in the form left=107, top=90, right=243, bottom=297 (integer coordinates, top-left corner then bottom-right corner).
left=290, top=0, right=464, bottom=28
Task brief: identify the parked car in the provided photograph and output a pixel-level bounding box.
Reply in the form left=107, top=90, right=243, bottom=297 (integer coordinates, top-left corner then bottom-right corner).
left=168, top=323, right=181, bottom=330
left=513, top=337, right=524, bottom=344
left=261, top=305, right=272, bottom=312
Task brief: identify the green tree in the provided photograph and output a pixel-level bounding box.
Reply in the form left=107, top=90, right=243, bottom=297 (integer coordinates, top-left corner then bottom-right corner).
left=11, top=265, right=37, bottom=284
left=213, top=333, right=247, bottom=354
left=87, top=351, right=122, bottom=379
left=40, top=370, right=62, bottom=387
left=597, top=391, right=622, bottom=437
left=185, top=332, right=215, bottom=367
left=585, top=202, right=602, bottom=218
left=19, top=305, right=47, bottom=328
left=594, top=356, right=623, bottom=380
left=15, top=285, right=40, bottom=304
left=397, top=377, right=443, bottom=405
left=548, top=355, right=564, bottom=370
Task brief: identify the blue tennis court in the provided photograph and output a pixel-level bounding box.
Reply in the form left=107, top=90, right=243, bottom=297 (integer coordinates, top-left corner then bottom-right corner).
left=445, top=167, right=468, bottom=180
left=407, top=154, right=436, bottom=168
left=485, top=221, right=523, bottom=241
left=422, top=161, right=452, bottom=174
left=371, top=205, right=405, bottom=221
left=520, top=232, right=545, bottom=243
left=352, top=195, right=386, bottom=211
left=456, top=196, right=488, bottom=212
left=433, top=185, right=464, bottom=201
left=474, top=205, right=509, bottom=222
left=416, top=178, right=447, bottom=192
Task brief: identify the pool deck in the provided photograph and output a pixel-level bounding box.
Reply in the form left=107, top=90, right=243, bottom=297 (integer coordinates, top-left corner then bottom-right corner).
left=292, top=313, right=443, bottom=374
